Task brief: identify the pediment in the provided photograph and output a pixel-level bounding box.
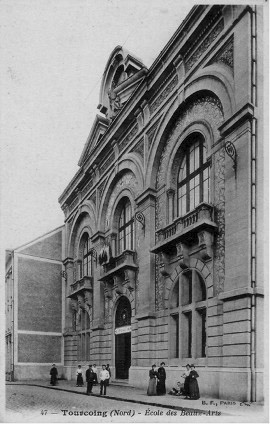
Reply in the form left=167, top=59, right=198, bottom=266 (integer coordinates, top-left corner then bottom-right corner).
left=78, top=114, right=109, bottom=166
left=98, top=46, right=147, bottom=121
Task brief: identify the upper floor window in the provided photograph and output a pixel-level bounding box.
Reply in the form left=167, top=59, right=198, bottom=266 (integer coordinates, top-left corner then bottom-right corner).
left=82, top=235, right=92, bottom=277
left=178, top=134, right=210, bottom=217
left=118, top=198, right=134, bottom=254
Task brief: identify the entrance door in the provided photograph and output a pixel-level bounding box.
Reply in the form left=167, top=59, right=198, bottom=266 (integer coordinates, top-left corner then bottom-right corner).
left=115, top=296, right=131, bottom=379
left=115, top=332, right=131, bottom=379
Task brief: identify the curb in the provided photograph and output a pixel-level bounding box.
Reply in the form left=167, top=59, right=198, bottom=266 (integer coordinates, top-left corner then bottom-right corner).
left=6, top=382, right=225, bottom=416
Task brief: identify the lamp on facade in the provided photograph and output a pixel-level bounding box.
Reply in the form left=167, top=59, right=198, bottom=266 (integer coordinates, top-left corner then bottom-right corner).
left=135, top=211, right=145, bottom=234
left=225, top=140, right=237, bottom=178
left=61, top=270, right=67, bottom=281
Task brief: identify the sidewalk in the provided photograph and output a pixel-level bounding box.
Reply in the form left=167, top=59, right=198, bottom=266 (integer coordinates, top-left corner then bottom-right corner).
left=6, top=379, right=265, bottom=418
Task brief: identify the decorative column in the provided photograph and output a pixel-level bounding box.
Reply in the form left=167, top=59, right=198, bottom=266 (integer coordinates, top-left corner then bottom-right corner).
left=110, top=233, right=117, bottom=258
left=167, top=189, right=175, bottom=223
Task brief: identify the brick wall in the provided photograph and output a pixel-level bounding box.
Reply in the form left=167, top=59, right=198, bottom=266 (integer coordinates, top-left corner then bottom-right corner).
left=18, top=257, right=62, bottom=332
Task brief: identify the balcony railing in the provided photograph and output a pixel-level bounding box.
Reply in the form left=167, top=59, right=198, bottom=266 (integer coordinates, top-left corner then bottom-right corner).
left=153, top=203, right=216, bottom=253
left=69, top=275, right=93, bottom=297
left=100, top=250, right=137, bottom=280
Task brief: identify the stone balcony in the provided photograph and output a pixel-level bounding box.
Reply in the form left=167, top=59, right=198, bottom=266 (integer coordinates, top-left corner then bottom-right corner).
left=99, top=250, right=138, bottom=294
left=152, top=202, right=217, bottom=255
left=68, top=275, right=93, bottom=298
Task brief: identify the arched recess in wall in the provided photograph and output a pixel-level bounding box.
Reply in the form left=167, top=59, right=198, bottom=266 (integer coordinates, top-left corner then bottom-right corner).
left=145, top=72, right=235, bottom=188
left=97, top=157, right=143, bottom=232
left=68, top=200, right=96, bottom=259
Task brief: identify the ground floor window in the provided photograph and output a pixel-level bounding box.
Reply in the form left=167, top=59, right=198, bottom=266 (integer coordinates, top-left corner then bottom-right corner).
left=170, top=269, right=207, bottom=360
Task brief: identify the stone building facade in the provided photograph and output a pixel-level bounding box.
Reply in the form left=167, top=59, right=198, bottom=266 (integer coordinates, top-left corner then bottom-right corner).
left=6, top=5, right=265, bottom=402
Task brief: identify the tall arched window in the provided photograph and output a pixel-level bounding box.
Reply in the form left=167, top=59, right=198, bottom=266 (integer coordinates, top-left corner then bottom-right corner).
left=178, top=133, right=210, bottom=217
left=170, top=270, right=207, bottom=360
left=118, top=198, right=134, bottom=254
left=82, top=235, right=92, bottom=277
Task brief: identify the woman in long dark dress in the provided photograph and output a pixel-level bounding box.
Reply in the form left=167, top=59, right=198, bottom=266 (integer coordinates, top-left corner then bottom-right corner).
left=189, top=364, right=200, bottom=399
left=156, top=362, right=166, bottom=395
left=147, top=364, right=158, bottom=396
left=181, top=364, right=190, bottom=397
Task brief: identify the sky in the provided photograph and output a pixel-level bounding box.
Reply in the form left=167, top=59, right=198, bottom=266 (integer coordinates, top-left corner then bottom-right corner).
left=1, top=0, right=195, bottom=251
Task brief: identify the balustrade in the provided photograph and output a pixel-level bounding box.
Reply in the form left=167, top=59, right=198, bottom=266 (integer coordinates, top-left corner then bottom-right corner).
left=153, top=203, right=216, bottom=254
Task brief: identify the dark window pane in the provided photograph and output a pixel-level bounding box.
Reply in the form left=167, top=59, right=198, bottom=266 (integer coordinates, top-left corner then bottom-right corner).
left=177, top=134, right=210, bottom=216
left=171, top=315, right=179, bottom=358
left=181, top=312, right=192, bottom=358
left=118, top=198, right=134, bottom=253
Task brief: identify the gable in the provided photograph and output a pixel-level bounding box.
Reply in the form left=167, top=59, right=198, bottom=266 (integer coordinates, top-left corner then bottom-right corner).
left=98, top=46, right=147, bottom=121
left=78, top=114, right=109, bottom=166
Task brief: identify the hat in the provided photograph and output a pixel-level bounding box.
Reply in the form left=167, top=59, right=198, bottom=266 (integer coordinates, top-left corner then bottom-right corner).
left=152, top=364, right=156, bottom=367
left=160, top=362, right=165, bottom=366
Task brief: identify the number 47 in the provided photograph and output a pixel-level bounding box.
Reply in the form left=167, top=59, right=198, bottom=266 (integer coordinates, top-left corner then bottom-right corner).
left=41, top=410, right=47, bottom=415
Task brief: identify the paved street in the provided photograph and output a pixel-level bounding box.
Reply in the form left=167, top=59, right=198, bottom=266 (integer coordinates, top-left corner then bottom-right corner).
left=5, top=385, right=183, bottom=423
left=5, top=382, right=266, bottom=423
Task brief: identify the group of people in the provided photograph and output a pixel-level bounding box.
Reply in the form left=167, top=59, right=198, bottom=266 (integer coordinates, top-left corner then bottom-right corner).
left=84, top=364, right=111, bottom=396
left=169, top=364, right=200, bottom=400
left=51, top=361, right=200, bottom=400
left=49, top=363, right=111, bottom=396
left=147, top=362, right=167, bottom=396
left=147, top=362, right=200, bottom=400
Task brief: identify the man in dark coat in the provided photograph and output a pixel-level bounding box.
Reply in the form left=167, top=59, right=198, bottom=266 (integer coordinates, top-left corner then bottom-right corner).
left=50, top=364, right=58, bottom=386
left=157, top=362, right=166, bottom=395
left=86, top=365, right=95, bottom=395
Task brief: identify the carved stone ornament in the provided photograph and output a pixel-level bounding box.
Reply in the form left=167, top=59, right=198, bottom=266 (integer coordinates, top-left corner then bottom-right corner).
left=104, top=281, right=113, bottom=299
left=108, top=81, right=122, bottom=119
left=124, top=268, right=136, bottom=291
left=77, top=294, right=85, bottom=310
left=70, top=298, right=78, bottom=312
left=176, top=242, right=189, bottom=269
left=158, top=252, right=170, bottom=277
left=113, top=275, right=123, bottom=295
left=198, top=230, right=213, bottom=261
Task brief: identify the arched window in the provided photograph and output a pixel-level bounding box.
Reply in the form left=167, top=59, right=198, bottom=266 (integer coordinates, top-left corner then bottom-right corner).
left=170, top=270, right=207, bottom=360
left=82, top=235, right=92, bottom=277
left=118, top=198, right=134, bottom=254
left=178, top=133, right=210, bottom=216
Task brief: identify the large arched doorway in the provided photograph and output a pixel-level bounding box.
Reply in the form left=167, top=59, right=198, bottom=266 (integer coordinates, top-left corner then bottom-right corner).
left=115, top=296, right=131, bottom=379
